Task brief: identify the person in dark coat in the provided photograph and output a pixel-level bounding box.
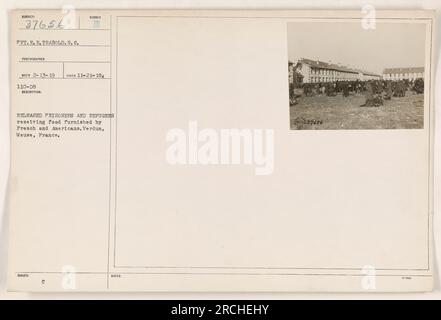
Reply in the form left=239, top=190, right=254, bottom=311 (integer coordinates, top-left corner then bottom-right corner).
left=384, top=81, right=393, bottom=100
left=360, top=82, right=383, bottom=107
left=394, top=80, right=406, bottom=97
left=413, top=78, right=424, bottom=94
left=342, top=82, right=350, bottom=97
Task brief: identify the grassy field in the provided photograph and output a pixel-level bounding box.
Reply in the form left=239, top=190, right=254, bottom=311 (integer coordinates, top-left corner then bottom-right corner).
left=290, top=92, right=424, bottom=130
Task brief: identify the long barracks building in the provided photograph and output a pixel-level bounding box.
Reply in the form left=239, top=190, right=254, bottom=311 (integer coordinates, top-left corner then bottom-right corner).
left=382, top=67, right=424, bottom=80
left=290, top=58, right=381, bottom=84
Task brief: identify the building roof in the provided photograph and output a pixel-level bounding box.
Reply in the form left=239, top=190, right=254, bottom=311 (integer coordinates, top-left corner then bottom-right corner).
left=383, top=67, right=424, bottom=74
left=298, top=58, right=380, bottom=77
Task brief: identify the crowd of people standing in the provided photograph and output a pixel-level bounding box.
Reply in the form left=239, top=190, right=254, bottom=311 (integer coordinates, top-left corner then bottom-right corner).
left=291, top=78, right=424, bottom=107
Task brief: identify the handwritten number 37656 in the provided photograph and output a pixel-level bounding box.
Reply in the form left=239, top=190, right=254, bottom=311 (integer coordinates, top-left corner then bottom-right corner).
left=24, top=19, right=64, bottom=30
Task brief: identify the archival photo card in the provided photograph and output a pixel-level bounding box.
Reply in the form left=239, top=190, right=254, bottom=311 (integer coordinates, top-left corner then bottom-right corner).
left=7, top=9, right=435, bottom=292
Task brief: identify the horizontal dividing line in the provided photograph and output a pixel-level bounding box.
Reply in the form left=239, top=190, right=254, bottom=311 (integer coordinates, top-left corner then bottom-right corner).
left=17, top=272, right=108, bottom=274
left=17, top=45, right=110, bottom=47
left=19, top=61, right=110, bottom=63
left=115, top=265, right=430, bottom=271
left=15, top=272, right=433, bottom=277
left=116, top=16, right=432, bottom=21
left=18, top=77, right=110, bottom=80
left=19, top=28, right=111, bottom=31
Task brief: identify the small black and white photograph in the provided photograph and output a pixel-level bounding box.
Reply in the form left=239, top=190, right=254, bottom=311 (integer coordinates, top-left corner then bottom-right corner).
left=288, top=22, right=426, bottom=130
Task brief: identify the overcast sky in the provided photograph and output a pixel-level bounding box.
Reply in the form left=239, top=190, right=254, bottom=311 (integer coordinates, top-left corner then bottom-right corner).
left=287, top=22, right=426, bottom=75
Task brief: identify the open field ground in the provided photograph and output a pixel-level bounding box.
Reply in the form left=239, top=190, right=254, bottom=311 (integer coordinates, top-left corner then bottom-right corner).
left=290, top=92, right=424, bottom=130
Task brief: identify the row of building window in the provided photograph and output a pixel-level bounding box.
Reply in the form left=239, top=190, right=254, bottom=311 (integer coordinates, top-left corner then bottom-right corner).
left=309, top=76, right=353, bottom=83
left=310, top=68, right=348, bottom=77
left=308, top=73, right=379, bottom=83
left=383, top=73, right=424, bottom=80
